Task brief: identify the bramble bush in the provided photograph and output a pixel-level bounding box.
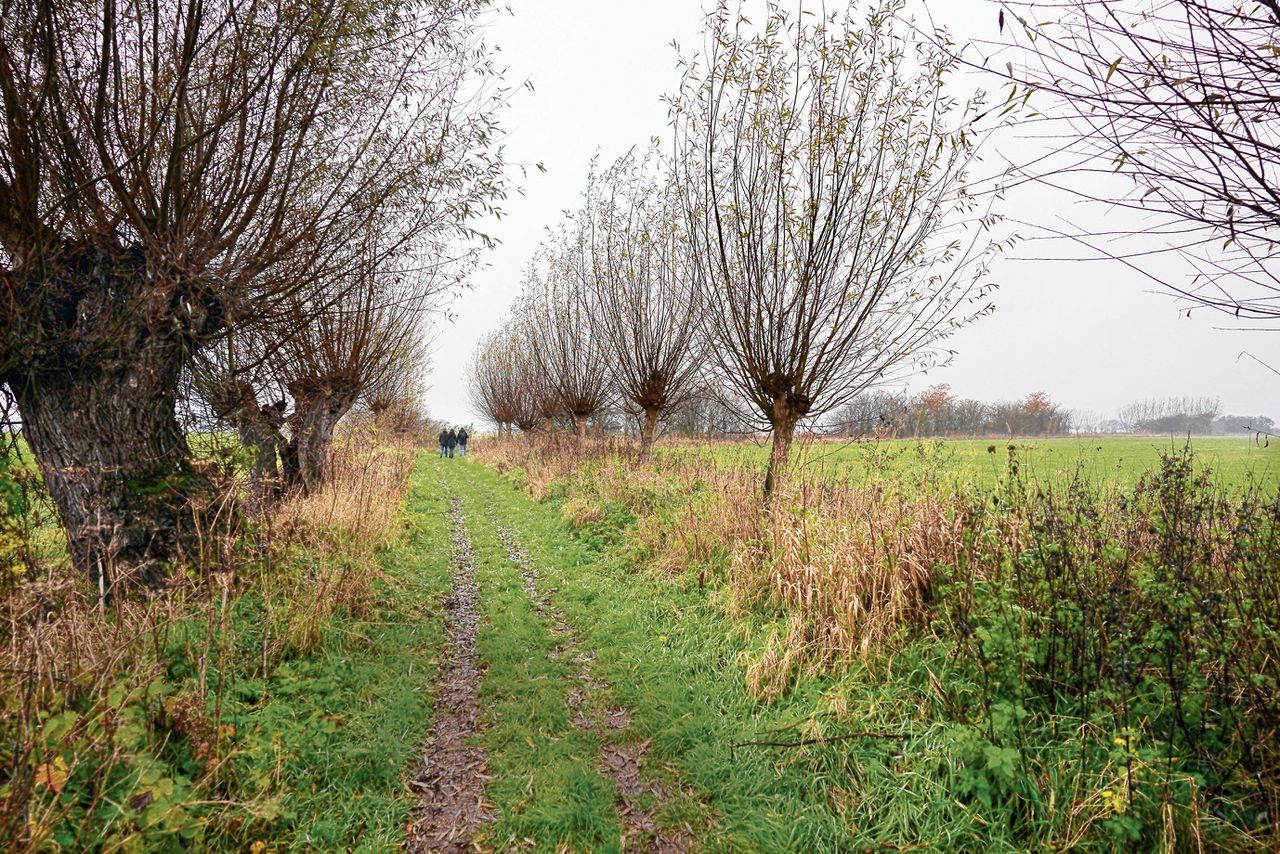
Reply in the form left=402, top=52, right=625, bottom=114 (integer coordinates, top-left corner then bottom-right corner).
left=937, top=448, right=1280, bottom=847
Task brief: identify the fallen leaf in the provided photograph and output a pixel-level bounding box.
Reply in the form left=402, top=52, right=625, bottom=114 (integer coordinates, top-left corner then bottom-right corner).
left=33, top=757, right=68, bottom=794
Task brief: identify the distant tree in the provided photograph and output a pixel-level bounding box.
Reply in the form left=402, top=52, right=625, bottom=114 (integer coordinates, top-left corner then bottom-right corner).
left=951, top=397, right=992, bottom=436
left=1118, top=395, right=1221, bottom=434
left=673, top=0, right=1002, bottom=499
left=469, top=328, right=521, bottom=436
left=514, top=334, right=563, bottom=433
left=830, top=390, right=914, bottom=438
left=194, top=329, right=290, bottom=513
left=522, top=239, right=613, bottom=443
left=1212, top=413, right=1276, bottom=437
left=664, top=384, right=746, bottom=438
left=1071, top=409, right=1103, bottom=435
left=915, top=384, right=955, bottom=437
left=582, top=149, right=703, bottom=461
left=996, top=0, right=1280, bottom=324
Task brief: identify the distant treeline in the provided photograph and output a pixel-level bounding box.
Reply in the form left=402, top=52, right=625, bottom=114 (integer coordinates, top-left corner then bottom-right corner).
left=626, top=387, right=1272, bottom=440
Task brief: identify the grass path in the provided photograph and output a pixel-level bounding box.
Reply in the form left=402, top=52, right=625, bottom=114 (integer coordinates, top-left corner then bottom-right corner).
left=488, top=515, right=694, bottom=852
left=406, top=496, right=493, bottom=851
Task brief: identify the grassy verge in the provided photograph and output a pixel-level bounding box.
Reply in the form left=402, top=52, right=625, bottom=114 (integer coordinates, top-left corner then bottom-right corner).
left=210, top=457, right=451, bottom=850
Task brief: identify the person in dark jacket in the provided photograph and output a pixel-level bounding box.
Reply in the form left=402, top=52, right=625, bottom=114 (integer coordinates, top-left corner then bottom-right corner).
left=438, top=428, right=449, bottom=458
left=456, top=427, right=469, bottom=457
left=445, top=428, right=458, bottom=458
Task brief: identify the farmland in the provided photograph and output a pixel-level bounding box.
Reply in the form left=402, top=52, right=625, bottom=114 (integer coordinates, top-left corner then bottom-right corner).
left=674, top=435, right=1280, bottom=492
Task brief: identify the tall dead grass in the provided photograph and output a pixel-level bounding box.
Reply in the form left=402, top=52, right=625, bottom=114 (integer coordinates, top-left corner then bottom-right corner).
left=737, top=480, right=968, bottom=688
left=473, top=434, right=966, bottom=693
left=263, top=433, right=414, bottom=656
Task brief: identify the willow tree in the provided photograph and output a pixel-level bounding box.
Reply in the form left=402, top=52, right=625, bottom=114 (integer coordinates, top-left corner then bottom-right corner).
left=509, top=313, right=562, bottom=433
left=673, top=0, right=1003, bottom=499
left=522, top=246, right=613, bottom=443
left=469, top=328, right=522, bottom=436
left=193, top=330, right=290, bottom=514
left=582, top=150, right=703, bottom=461
left=279, top=267, right=437, bottom=491
left=0, top=0, right=505, bottom=589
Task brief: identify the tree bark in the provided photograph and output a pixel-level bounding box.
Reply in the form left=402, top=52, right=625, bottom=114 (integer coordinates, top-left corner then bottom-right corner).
left=638, top=407, right=661, bottom=462
left=238, top=416, right=284, bottom=515
left=573, top=412, right=588, bottom=445
left=11, top=337, right=207, bottom=593
left=288, top=386, right=356, bottom=492
left=763, top=414, right=798, bottom=501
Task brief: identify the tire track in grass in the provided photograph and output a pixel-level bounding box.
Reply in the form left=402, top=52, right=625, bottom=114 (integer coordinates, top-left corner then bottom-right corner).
left=491, top=517, right=694, bottom=853
left=407, top=497, right=493, bottom=852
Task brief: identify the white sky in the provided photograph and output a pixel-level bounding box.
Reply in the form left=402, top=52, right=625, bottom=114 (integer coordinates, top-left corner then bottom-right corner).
left=424, top=0, right=1280, bottom=427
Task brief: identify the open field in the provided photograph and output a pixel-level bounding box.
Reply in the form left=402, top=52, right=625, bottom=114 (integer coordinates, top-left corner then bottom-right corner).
left=667, top=435, right=1280, bottom=493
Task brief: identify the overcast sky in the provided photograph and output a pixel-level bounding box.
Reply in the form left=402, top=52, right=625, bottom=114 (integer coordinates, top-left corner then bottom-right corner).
left=424, top=0, right=1280, bottom=427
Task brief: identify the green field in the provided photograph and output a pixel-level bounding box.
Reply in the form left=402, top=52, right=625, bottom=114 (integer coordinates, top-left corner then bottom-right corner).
left=670, top=435, right=1280, bottom=492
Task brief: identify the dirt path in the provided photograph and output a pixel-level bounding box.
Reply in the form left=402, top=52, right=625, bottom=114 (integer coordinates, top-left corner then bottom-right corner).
left=406, top=498, right=493, bottom=852
left=491, top=519, right=693, bottom=853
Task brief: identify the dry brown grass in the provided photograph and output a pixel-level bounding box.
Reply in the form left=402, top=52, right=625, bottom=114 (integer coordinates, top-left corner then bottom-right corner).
left=736, top=479, right=967, bottom=664
left=473, top=434, right=967, bottom=693
left=263, top=431, right=414, bottom=655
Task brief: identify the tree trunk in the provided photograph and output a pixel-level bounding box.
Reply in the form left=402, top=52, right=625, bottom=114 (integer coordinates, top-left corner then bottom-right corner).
left=281, top=434, right=302, bottom=490
left=238, top=418, right=283, bottom=515
left=201, top=381, right=284, bottom=515
left=573, top=412, right=588, bottom=445
left=289, top=389, right=355, bottom=492
left=11, top=338, right=207, bottom=593
left=762, top=415, right=797, bottom=501
left=638, top=407, right=661, bottom=462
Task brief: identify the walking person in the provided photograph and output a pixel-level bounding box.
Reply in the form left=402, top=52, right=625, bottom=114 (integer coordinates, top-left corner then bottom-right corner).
left=445, top=427, right=458, bottom=458
left=438, top=427, right=449, bottom=458
left=456, top=427, right=469, bottom=458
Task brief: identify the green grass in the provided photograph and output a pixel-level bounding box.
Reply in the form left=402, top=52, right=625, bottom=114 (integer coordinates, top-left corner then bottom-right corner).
left=440, top=456, right=986, bottom=851
left=220, top=461, right=452, bottom=850
left=197, top=457, right=453, bottom=850
left=672, top=435, right=1279, bottom=492
left=453, top=444, right=1280, bottom=851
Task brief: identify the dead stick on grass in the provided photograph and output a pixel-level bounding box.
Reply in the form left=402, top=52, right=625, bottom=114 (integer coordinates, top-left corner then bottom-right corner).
left=731, top=731, right=908, bottom=752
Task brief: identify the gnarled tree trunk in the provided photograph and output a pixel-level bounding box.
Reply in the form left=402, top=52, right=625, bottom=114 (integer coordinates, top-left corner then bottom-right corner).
left=5, top=246, right=220, bottom=593
left=204, top=380, right=285, bottom=516
left=572, top=412, right=588, bottom=444
left=12, top=334, right=206, bottom=593
left=288, top=382, right=356, bottom=492
left=239, top=409, right=285, bottom=515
